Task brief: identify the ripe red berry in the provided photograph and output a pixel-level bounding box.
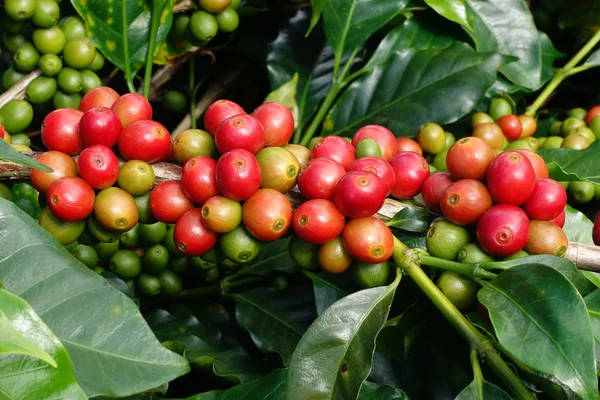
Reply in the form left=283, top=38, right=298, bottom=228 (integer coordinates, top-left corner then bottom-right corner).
left=77, top=145, right=120, bottom=189
left=79, top=86, right=120, bottom=113
left=347, top=157, right=396, bottom=196
left=334, top=171, right=387, bottom=218
left=149, top=180, right=195, bottom=223
left=297, top=157, right=346, bottom=200
left=173, top=208, right=218, bottom=256
left=204, top=99, right=246, bottom=136
left=311, top=136, right=356, bottom=170
left=486, top=151, right=536, bottom=206
left=440, top=179, right=492, bottom=226
left=47, top=177, right=95, bottom=222
left=215, top=149, right=262, bottom=201
left=586, top=106, right=600, bottom=126
left=242, top=188, right=293, bottom=241
left=41, top=108, right=85, bottom=155
left=516, top=149, right=548, bottom=179
left=215, top=114, right=265, bottom=155
left=342, top=217, right=393, bottom=263
left=476, top=204, right=530, bottom=257
left=111, top=93, right=153, bottom=128
left=497, top=114, right=523, bottom=141
left=389, top=151, right=430, bottom=199
left=551, top=209, right=566, bottom=228
left=396, top=137, right=422, bottom=155
left=181, top=156, right=218, bottom=204
left=352, top=125, right=397, bottom=161
left=31, top=151, right=78, bottom=193
left=79, top=106, right=122, bottom=147
left=252, top=102, right=294, bottom=147
left=118, top=120, right=172, bottom=163
left=292, top=199, right=345, bottom=245
left=522, top=178, right=567, bottom=220
left=421, top=172, right=454, bottom=213
left=446, top=137, right=495, bottom=181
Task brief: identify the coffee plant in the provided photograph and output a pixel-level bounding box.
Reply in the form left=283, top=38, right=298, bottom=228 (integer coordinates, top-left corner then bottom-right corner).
left=3, top=0, right=600, bottom=399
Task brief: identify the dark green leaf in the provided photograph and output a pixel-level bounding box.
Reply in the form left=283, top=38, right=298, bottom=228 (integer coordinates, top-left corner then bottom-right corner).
left=99, top=270, right=135, bottom=298
left=424, top=0, right=470, bottom=28
left=240, top=237, right=297, bottom=277
left=233, top=286, right=317, bottom=366
left=539, top=31, right=564, bottom=85
left=539, top=131, right=600, bottom=184
left=267, top=9, right=332, bottom=131
left=584, top=290, right=600, bottom=374
left=386, top=206, right=435, bottom=233
left=287, top=274, right=401, bottom=400
left=561, top=205, right=600, bottom=288
left=479, top=264, right=598, bottom=399
left=71, top=0, right=174, bottom=80
left=359, top=380, right=409, bottom=399
left=325, top=43, right=507, bottom=136
left=0, top=139, right=52, bottom=171
left=0, top=199, right=189, bottom=397
left=0, top=289, right=87, bottom=399
left=322, top=0, right=409, bottom=63
left=455, top=380, right=511, bottom=399
left=464, top=0, right=542, bottom=90
left=145, top=307, right=263, bottom=383
left=376, top=302, right=427, bottom=360
left=365, top=15, right=456, bottom=70
left=307, top=0, right=325, bottom=36
left=303, top=270, right=351, bottom=315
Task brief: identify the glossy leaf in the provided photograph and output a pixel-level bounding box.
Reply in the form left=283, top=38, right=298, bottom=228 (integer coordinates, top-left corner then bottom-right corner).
left=145, top=308, right=263, bottom=383
left=307, top=0, right=325, bottom=36
left=234, top=286, right=317, bottom=366
left=304, top=270, right=351, bottom=315
left=464, top=0, right=542, bottom=90
left=479, top=264, right=598, bottom=399
left=0, top=139, right=52, bottom=172
left=365, top=15, right=456, bottom=70
left=0, top=199, right=189, bottom=397
left=0, top=289, right=87, bottom=400
left=71, top=0, right=174, bottom=78
left=376, top=302, right=427, bottom=361
left=99, top=269, right=135, bottom=298
left=325, top=43, right=507, bottom=136
left=424, top=0, right=470, bottom=28
left=584, top=290, right=600, bottom=373
left=386, top=206, right=435, bottom=233
left=322, top=0, right=409, bottom=64
left=539, top=140, right=600, bottom=184
left=287, top=273, right=401, bottom=400
left=359, top=380, right=409, bottom=399
left=455, top=380, right=511, bottom=399
left=267, top=9, right=334, bottom=131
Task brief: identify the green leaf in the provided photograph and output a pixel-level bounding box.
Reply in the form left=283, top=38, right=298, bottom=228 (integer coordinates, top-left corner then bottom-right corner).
left=539, top=31, right=564, bottom=86
left=376, top=302, right=427, bottom=361
left=322, top=0, right=409, bottom=65
left=0, top=139, right=52, bottom=172
left=464, top=0, right=542, bottom=90
left=386, top=206, right=435, bottom=233
left=325, top=43, right=508, bottom=137
left=359, top=380, right=409, bottom=399
left=455, top=380, right=511, bottom=399
left=303, top=270, right=351, bottom=315
left=0, top=310, right=56, bottom=367
left=424, top=0, right=470, bottom=28
left=561, top=205, right=600, bottom=289
left=307, top=0, right=325, bottom=36
left=479, top=264, right=599, bottom=399
left=584, top=290, right=600, bottom=374
left=0, top=199, right=189, bottom=397
left=145, top=308, right=264, bottom=383
left=233, top=286, right=317, bottom=366
left=539, top=140, right=600, bottom=184
left=71, top=0, right=174, bottom=84
left=365, top=15, right=457, bottom=71
left=287, top=273, right=401, bottom=400
left=267, top=9, right=334, bottom=132
left=264, top=74, right=300, bottom=127
left=0, top=289, right=87, bottom=400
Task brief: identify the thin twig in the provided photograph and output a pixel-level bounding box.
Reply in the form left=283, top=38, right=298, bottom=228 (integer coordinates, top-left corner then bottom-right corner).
left=0, top=70, right=42, bottom=108
left=173, top=0, right=193, bottom=13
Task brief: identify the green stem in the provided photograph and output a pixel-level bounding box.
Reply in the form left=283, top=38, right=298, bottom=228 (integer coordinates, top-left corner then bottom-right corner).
left=222, top=276, right=265, bottom=292
left=299, top=82, right=343, bottom=146
left=471, top=349, right=484, bottom=400
left=526, top=29, right=600, bottom=116
left=394, top=240, right=534, bottom=400
left=337, top=47, right=361, bottom=81
left=420, top=255, right=498, bottom=281
left=142, top=0, right=162, bottom=99
left=189, top=56, right=197, bottom=129
left=181, top=282, right=221, bottom=297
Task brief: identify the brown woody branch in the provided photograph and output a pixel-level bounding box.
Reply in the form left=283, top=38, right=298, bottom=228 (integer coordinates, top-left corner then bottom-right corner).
left=2, top=154, right=599, bottom=272
left=0, top=70, right=42, bottom=109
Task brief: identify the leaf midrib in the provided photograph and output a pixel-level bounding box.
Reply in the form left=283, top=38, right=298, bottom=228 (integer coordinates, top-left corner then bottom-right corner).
left=235, top=295, right=302, bottom=336
left=485, top=283, right=589, bottom=393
